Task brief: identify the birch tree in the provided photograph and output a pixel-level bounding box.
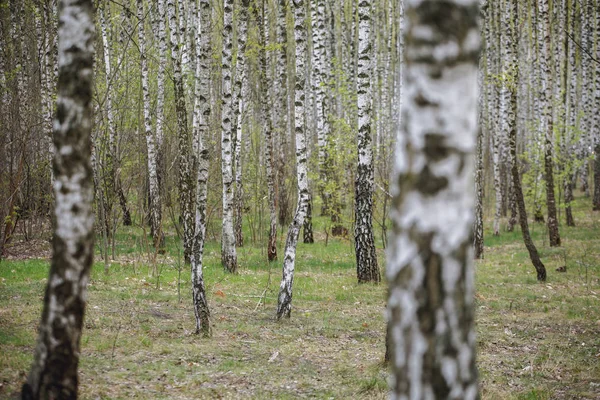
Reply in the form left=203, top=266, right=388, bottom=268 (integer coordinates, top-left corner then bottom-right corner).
left=167, top=0, right=193, bottom=263
left=155, top=0, right=168, bottom=192
left=189, top=0, right=212, bottom=336
left=221, top=0, right=238, bottom=273
left=509, top=0, right=547, bottom=281
left=138, top=0, right=163, bottom=248
left=387, top=0, right=480, bottom=397
left=255, top=0, right=278, bottom=262
left=233, top=0, right=250, bottom=248
left=355, top=0, right=379, bottom=283
left=23, top=0, right=95, bottom=396
left=593, top=6, right=600, bottom=211
left=539, top=0, right=561, bottom=247
left=276, top=0, right=310, bottom=320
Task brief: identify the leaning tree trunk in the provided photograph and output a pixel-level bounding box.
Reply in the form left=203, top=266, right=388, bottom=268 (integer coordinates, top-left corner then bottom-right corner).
left=539, top=0, right=560, bottom=247
left=167, top=0, right=193, bottom=264
left=138, top=0, right=163, bottom=249
left=387, top=0, right=480, bottom=397
left=220, top=0, right=238, bottom=273
left=354, top=0, right=379, bottom=283
left=189, top=0, right=212, bottom=336
left=509, top=0, right=547, bottom=281
left=276, top=0, right=310, bottom=320
left=22, top=1, right=95, bottom=397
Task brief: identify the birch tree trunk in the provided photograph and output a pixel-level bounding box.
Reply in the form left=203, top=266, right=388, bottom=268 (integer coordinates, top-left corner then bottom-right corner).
left=312, top=0, right=331, bottom=215
left=256, top=1, right=278, bottom=263
left=189, top=0, right=211, bottom=336
left=277, top=0, right=291, bottom=228
left=167, top=0, right=193, bottom=264
left=23, top=1, right=95, bottom=397
left=509, top=0, right=547, bottom=281
left=355, top=0, right=379, bottom=283
left=539, top=0, right=561, bottom=247
left=593, top=6, right=600, bottom=211
left=233, top=0, right=249, bottom=248
left=100, top=4, right=132, bottom=231
left=387, top=1, right=480, bottom=397
left=276, top=0, right=310, bottom=320
left=155, top=0, right=168, bottom=193
left=474, top=0, right=487, bottom=260
left=578, top=0, right=593, bottom=196
left=138, top=0, right=163, bottom=249
left=220, top=0, right=238, bottom=273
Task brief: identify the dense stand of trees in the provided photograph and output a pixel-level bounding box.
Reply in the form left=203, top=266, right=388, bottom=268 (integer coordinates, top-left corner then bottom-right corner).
left=0, top=0, right=598, bottom=396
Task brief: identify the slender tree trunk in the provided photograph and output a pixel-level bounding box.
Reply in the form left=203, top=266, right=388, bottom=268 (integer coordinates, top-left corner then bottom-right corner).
left=155, top=0, right=168, bottom=196
left=578, top=0, right=593, bottom=196
left=138, top=0, right=163, bottom=249
left=510, top=0, right=547, bottom=281
left=474, top=1, right=487, bottom=260
left=355, top=0, right=379, bottom=283
left=312, top=0, right=330, bottom=215
left=387, top=1, right=480, bottom=397
left=189, top=0, right=212, bottom=336
left=564, top=0, right=576, bottom=226
left=276, top=0, right=310, bottom=320
left=303, top=194, right=314, bottom=243
left=233, top=0, right=249, bottom=248
left=257, top=1, right=278, bottom=262
left=539, top=0, right=560, bottom=247
left=277, top=0, right=291, bottom=228
left=167, top=0, right=193, bottom=263
left=220, top=0, right=238, bottom=273
left=593, top=7, right=600, bottom=211
left=22, top=1, right=95, bottom=397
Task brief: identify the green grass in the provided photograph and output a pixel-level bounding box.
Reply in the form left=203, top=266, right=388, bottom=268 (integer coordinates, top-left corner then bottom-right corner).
left=1, top=198, right=600, bottom=399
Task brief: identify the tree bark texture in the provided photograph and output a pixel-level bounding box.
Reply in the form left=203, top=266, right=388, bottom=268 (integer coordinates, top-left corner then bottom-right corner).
left=137, top=0, right=163, bottom=249
left=387, top=1, right=480, bottom=398
left=167, top=0, right=193, bottom=264
left=220, top=0, right=238, bottom=273
left=189, top=0, right=212, bottom=336
left=509, top=0, right=547, bottom=281
left=355, top=0, right=379, bottom=284
left=538, top=0, right=560, bottom=247
left=23, top=1, right=95, bottom=397
left=276, top=0, right=310, bottom=320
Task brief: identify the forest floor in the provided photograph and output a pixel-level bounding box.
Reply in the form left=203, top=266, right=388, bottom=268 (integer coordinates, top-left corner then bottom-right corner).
left=1, top=199, right=599, bottom=399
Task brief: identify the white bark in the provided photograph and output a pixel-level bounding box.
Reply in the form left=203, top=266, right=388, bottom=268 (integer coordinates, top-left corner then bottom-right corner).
left=155, top=0, right=167, bottom=163
left=387, top=0, right=480, bottom=397
left=190, top=0, right=211, bottom=336
left=138, top=0, right=163, bottom=247
left=24, top=1, right=95, bottom=397
left=539, top=0, right=561, bottom=247
left=312, top=0, right=330, bottom=212
left=167, top=0, right=193, bottom=263
left=220, top=0, right=237, bottom=273
left=233, top=0, right=249, bottom=248
left=276, top=0, right=310, bottom=319
left=354, top=0, right=379, bottom=283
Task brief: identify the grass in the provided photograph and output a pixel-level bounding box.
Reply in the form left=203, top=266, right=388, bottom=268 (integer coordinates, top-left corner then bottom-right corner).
left=1, top=197, right=600, bottom=399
